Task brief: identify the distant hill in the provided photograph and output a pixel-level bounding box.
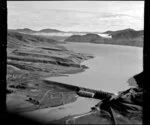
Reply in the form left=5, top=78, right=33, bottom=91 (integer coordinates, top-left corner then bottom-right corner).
left=10, top=28, right=63, bottom=34
left=107, top=29, right=143, bottom=39
left=105, top=28, right=143, bottom=47
left=14, top=28, right=36, bottom=33
left=104, top=28, right=136, bottom=34
left=38, top=28, right=63, bottom=33
left=65, top=33, right=106, bottom=43
left=65, top=28, right=143, bottom=47
left=104, top=28, right=143, bottom=39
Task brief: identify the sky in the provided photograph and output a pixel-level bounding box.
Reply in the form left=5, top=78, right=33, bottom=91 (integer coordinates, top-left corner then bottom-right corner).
left=7, top=1, right=144, bottom=32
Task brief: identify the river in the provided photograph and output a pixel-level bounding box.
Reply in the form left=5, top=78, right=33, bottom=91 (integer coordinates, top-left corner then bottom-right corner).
left=22, top=43, right=143, bottom=123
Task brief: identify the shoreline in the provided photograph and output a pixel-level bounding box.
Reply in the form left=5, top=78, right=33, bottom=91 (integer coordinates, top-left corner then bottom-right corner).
left=61, top=41, right=143, bottom=48
left=20, top=96, right=100, bottom=124
left=46, top=43, right=142, bottom=93
left=7, top=31, right=94, bottom=114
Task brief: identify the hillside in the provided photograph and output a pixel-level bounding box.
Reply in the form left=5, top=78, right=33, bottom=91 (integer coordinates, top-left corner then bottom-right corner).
left=104, top=28, right=136, bottom=34
left=65, top=29, right=143, bottom=47
left=105, top=28, right=143, bottom=39
left=7, top=30, right=58, bottom=48
left=7, top=31, right=93, bottom=112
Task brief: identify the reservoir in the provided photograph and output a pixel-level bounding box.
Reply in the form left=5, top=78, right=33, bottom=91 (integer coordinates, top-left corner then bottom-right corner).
left=47, top=42, right=143, bottom=93
left=22, top=43, right=143, bottom=123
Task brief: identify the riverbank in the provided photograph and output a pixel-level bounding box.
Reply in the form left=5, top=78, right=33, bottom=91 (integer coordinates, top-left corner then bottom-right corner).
left=7, top=31, right=94, bottom=113
left=20, top=97, right=100, bottom=124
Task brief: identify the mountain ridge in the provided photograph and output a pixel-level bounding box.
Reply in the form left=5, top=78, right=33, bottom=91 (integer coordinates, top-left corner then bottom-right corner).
left=65, top=29, right=143, bottom=47
left=10, top=28, right=63, bottom=33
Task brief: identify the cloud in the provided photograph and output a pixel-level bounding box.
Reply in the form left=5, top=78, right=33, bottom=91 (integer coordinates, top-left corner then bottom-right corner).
left=7, top=1, right=144, bottom=32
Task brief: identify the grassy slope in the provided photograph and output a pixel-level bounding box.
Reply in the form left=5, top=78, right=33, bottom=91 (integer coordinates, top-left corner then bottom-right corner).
left=7, top=30, right=93, bottom=112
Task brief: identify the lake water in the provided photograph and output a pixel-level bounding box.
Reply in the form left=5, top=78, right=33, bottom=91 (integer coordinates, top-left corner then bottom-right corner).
left=47, top=43, right=143, bottom=93
left=22, top=43, right=143, bottom=123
